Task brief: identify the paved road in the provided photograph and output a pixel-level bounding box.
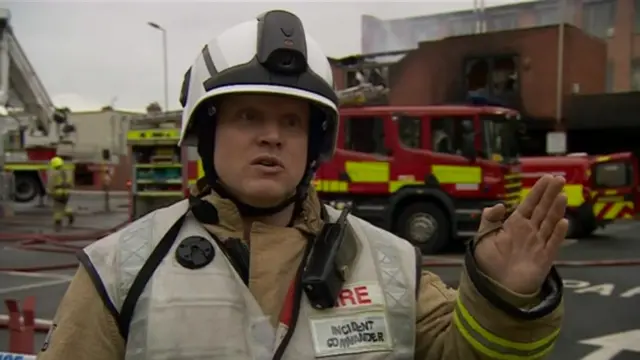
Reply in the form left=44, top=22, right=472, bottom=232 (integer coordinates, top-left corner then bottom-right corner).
left=1, top=199, right=639, bottom=359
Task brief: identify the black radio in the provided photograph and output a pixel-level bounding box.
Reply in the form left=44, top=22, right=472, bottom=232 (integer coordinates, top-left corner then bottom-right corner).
left=301, top=207, right=358, bottom=310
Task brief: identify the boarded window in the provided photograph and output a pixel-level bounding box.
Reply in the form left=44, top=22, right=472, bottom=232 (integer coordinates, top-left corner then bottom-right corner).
left=583, top=0, right=616, bottom=38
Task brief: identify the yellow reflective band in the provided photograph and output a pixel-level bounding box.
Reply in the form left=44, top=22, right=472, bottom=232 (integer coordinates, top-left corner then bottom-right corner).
left=197, top=160, right=205, bottom=179
left=5, top=164, right=73, bottom=171
left=593, top=201, right=634, bottom=220
left=454, top=298, right=559, bottom=359
left=345, top=161, right=390, bottom=183
left=138, top=191, right=182, bottom=197
left=505, top=182, right=521, bottom=189
left=5, top=164, right=47, bottom=170
left=389, top=179, right=421, bottom=192
left=595, top=156, right=611, bottom=162
left=127, top=129, right=180, bottom=141
left=314, top=180, right=348, bottom=193
left=521, top=184, right=583, bottom=207
left=432, top=165, right=481, bottom=184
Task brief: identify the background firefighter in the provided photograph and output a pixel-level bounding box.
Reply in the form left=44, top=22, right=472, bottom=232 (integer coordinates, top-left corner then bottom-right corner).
left=47, top=156, right=74, bottom=231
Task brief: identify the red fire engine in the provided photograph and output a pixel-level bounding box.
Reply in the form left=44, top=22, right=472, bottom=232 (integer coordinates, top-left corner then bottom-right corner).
left=3, top=109, right=76, bottom=203
left=521, top=152, right=639, bottom=238
left=314, top=84, right=523, bottom=254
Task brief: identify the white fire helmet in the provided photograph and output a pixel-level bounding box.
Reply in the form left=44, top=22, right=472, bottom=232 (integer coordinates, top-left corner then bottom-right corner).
left=178, top=10, right=340, bottom=164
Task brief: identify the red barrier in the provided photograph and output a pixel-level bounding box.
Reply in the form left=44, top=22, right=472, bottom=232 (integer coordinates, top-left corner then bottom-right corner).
left=5, top=297, right=36, bottom=355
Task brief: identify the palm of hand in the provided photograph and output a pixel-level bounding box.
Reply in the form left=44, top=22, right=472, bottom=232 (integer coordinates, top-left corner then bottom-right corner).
left=475, top=175, right=569, bottom=294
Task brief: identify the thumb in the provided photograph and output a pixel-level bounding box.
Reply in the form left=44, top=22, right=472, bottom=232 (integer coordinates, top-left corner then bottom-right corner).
left=479, top=204, right=507, bottom=227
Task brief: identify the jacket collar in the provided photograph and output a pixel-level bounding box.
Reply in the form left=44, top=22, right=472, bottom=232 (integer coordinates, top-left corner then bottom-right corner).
left=189, top=181, right=324, bottom=236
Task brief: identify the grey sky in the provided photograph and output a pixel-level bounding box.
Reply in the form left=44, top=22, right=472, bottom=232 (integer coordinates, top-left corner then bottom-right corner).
left=4, top=1, right=524, bottom=112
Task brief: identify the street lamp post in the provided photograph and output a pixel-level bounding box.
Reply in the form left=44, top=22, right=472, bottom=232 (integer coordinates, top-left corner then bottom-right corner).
left=147, top=21, right=169, bottom=112
left=555, top=0, right=566, bottom=124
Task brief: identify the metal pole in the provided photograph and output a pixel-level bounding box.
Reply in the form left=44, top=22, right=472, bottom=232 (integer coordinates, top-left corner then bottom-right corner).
left=103, top=162, right=110, bottom=213
left=162, top=29, right=169, bottom=112
left=474, top=0, right=480, bottom=34
left=555, top=0, right=566, bottom=124
left=480, top=0, right=486, bottom=33
left=147, top=22, right=169, bottom=112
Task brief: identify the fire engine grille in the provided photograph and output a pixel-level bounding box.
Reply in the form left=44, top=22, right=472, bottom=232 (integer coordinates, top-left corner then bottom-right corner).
left=503, top=173, right=522, bottom=212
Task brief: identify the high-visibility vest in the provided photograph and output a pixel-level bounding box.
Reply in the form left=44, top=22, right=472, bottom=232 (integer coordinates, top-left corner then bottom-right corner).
left=82, top=200, right=418, bottom=359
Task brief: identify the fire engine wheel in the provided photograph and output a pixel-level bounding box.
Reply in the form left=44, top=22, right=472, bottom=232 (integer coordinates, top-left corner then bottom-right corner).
left=396, top=203, right=450, bottom=254
left=566, top=213, right=597, bottom=239
left=13, top=174, right=40, bottom=203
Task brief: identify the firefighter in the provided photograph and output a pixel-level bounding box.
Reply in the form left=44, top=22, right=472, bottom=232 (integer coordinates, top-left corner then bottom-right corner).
left=47, top=156, right=74, bottom=231
left=38, top=10, right=566, bottom=360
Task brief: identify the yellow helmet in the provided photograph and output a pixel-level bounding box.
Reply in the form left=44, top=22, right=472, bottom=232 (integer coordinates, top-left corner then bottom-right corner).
left=50, top=156, right=64, bottom=169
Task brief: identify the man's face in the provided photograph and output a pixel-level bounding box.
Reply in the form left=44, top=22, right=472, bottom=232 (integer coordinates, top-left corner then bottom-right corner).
left=214, top=93, right=309, bottom=207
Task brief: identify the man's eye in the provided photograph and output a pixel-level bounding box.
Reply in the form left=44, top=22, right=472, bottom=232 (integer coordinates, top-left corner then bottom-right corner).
left=239, top=110, right=257, bottom=121
left=284, top=116, right=301, bottom=128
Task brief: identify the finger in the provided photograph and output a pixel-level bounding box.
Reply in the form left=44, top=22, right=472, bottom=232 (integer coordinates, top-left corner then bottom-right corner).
left=545, top=218, right=569, bottom=259
left=538, top=193, right=568, bottom=241
left=480, top=204, right=507, bottom=225
left=530, top=176, right=566, bottom=227
left=516, top=175, right=552, bottom=219
left=476, top=204, right=507, bottom=240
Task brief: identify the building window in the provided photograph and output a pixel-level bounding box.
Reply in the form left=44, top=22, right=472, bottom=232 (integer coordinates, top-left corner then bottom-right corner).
left=582, top=0, right=616, bottom=38
left=606, top=61, right=615, bottom=92
left=487, top=13, right=519, bottom=31
left=635, top=0, right=640, bottom=33
left=535, top=6, right=559, bottom=26
left=631, top=59, right=640, bottom=91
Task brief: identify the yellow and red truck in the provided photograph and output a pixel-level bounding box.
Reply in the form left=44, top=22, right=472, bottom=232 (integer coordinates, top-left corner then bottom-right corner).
left=312, top=84, right=522, bottom=254
left=124, top=111, right=202, bottom=220
left=4, top=145, right=75, bottom=203
left=520, top=152, right=638, bottom=238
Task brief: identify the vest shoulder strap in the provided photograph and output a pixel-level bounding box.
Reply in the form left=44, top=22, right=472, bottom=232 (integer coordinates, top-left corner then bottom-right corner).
left=78, top=200, right=191, bottom=339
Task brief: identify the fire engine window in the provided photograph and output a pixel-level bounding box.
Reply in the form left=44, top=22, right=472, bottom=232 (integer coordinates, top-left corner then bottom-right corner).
left=430, top=117, right=466, bottom=155
left=594, top=161, right=631, bottom=188
left=398, top=115, right=421, bottom=149
left=344, top=116, right=387, bottom=155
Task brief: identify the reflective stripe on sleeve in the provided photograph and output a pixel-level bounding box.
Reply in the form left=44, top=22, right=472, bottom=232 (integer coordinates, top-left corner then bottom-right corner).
left=453, top=297, right=559, bottom=359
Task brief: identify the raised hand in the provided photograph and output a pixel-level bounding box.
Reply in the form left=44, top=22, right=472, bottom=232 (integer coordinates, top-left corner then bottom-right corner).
left=474, top=175, right=568, bottom=294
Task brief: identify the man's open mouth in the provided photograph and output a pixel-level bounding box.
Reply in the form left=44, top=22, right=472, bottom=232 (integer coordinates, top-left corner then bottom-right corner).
left=251, top=155, right=284, bottom=168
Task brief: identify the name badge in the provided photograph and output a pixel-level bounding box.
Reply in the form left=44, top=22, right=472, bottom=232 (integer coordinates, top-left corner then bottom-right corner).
left=309, top=312, right=392, bottom=357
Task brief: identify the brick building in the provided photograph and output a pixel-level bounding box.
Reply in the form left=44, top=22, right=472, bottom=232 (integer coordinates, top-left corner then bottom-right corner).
left=362, top=0, right=640, bottom=93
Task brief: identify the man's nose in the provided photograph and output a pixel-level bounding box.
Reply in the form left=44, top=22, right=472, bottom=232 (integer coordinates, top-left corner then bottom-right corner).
left=257, top=121, right=282, bottom=147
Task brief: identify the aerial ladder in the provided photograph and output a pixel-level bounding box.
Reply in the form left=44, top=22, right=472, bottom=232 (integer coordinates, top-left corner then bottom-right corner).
left=0, top=8, right=75, bottom=204
left=337, top=83, right=389, bottom=107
